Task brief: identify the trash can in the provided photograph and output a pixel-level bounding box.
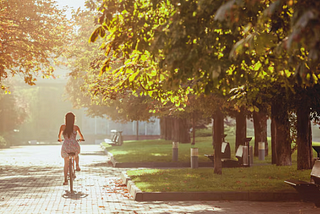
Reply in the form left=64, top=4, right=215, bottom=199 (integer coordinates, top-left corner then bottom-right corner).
left=258, top=142, right=265, bottom=160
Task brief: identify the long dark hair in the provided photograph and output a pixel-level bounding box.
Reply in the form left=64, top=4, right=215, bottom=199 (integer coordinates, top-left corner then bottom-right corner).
left=63, top=112, right=75, bottom=138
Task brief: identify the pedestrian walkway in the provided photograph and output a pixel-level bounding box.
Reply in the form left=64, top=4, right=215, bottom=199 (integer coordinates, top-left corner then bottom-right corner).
left=0, top=144, right=318, bottom=213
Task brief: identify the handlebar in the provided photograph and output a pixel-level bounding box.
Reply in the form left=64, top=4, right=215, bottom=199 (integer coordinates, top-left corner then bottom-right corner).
left=58, top=139, right=85, bottom=142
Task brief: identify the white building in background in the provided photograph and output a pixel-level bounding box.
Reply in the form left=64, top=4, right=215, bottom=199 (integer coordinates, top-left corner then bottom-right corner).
left=81, top=114, right=160, bottom=136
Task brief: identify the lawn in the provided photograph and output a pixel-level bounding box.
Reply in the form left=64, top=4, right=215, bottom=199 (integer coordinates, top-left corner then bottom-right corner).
left=126, top=165, right=311, bottom=192
left=102, top=132, right=319, bottom=193
left=102, top=137, right=217, bottom=163
left=101, top=134, right=320, bottom=163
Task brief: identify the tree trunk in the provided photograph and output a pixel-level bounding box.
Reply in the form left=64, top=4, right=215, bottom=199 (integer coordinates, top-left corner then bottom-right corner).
left=173, top=118, right=179, bottom=142
left=271, top=107, right=277, bottom=164
left=192, top=112, right=195, bottom=145
left=213, top=111, right=223, bottom=175
left=179, top=118, right=190, bottom=144
left=173, top=117, right=190, bottom=144
left=136, top=121, right=139, bottom=140
left=212, top=117, right=214, bottom=146
left=160, top=117, right=166, bottom=139
left=308, top=119, right=313, bottom=163
left=273, top=101, right=291, bottom=166
left=297, top=103, right=313, bottom=170
left=253, top=112, right=261, bottom=157
left=253, top=111, right=268, bottom=156
left=235, top=107, right=247, bottom=151
left=165, top=117, right=173, bottom=140
left=221, top=116, right=225, bottom=141
left=261, top=114, right=268, bottom=156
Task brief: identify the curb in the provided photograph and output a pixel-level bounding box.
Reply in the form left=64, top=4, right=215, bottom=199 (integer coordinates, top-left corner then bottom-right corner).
left=115, top=162, right=214, bottom=168
left=121, top=171, right=301, bottom=202
left=103, top=146, right=301, bottom=202
left=100, top=144, right=116, bottom=165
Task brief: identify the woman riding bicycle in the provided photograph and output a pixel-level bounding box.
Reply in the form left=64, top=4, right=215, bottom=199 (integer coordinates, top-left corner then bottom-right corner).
left=58, top=112, right=85, bottom=185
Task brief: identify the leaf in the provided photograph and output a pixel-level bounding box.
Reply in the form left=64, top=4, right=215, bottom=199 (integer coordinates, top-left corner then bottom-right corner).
left=99, top=27, right=106, bottom=38
left=89, top=27, right=101, bottom=43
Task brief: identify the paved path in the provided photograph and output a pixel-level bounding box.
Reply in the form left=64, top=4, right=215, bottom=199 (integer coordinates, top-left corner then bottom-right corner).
left=0, top=145, right=318, bottom=214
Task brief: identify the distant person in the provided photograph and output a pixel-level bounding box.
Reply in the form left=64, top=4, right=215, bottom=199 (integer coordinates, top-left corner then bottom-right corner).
left=58, top=112, right=84, bottom=185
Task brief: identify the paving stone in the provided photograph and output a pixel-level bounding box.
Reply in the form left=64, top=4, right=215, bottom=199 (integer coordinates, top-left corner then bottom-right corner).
left=0, top=145, right=318, bottom=213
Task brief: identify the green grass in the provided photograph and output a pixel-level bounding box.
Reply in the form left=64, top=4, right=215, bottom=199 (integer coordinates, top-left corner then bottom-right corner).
left=102, top=137, right=225, bottom=162
left=101, top=134, right=246, bottom=163
left=102, top=135, right=320, bottom=163
left=101, top=133, right=319, bottom=193
left=127, top=165, right=311, bottom=192
left=102, top=138, right=216, bottom=163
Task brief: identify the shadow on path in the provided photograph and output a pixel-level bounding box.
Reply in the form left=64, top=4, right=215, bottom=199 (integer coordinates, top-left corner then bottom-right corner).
left=62, top=191, right=89, bottom=200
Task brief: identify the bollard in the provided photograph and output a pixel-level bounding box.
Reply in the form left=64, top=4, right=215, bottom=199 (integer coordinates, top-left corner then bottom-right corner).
left=258, top=142, right=265, bottom=160
left=172, top=142, right=179, bottom=162
left=243, top=146, right=248, bottom=166
left=249, top=146, right=253, bottom=165
left=190, top=148, right=198, bottom=169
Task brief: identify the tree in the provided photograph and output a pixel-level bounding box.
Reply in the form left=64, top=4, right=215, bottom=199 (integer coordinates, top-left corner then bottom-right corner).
left=88, top=0, right=320, bottom=171
left=215, top=0, right=320, bottom=168
left=0, top=0, right=72, bottom=88
left=64, top=8, right=155, bottom=130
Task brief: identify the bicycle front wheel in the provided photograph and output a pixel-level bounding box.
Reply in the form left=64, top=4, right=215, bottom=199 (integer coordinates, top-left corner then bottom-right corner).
left=69, top=158, right=73, bottom=193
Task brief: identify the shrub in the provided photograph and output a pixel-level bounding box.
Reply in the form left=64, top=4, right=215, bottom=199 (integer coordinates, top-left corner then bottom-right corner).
left=0, top=136, right=8, bottom=148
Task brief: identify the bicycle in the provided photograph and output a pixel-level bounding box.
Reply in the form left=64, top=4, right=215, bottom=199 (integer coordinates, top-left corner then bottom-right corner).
left=59, top=139, right=84, bottom=193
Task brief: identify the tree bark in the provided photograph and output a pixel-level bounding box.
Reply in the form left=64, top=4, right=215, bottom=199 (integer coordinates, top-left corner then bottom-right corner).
left=297, top=103, right=313, bottom=170
left=212, top=117, right=214, bottom=146
left=213, top=111, right=223, bottom=175
left=179, top=118, right=190, bottom=144
left=160, top=117, right=166, bottom=139
left=173, top=117, right=190, bottom=144
left=253, top=112, right=261, bottom=157
left=136, top=121, right=139, bottom=140
left=192, top=112, right=195, bottom=145
left=165, top=117, right=173, bottom=140
left=173, top=118, right=179, bottom=142
left=235, top=107, right=247, bottom=151
left=308, top=119, right=313, bottom=163
left=272, top=101, right=292, bottom=166
left=271, top=106, right=277, bottom=164
left=253, top=111, right=268, bottom=156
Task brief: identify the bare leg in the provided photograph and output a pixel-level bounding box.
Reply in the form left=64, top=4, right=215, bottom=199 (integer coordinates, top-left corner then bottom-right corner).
left=75, top=155, right=80, bottom=171
left=64, top=157, right=69, bottom=184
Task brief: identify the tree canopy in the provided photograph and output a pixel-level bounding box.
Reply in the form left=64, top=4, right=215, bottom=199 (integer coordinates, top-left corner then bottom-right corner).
left=0, top=0, right=72, bottom=88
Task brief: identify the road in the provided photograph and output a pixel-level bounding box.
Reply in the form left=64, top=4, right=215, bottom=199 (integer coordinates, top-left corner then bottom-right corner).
left=0, top=144, right=318, bottom=213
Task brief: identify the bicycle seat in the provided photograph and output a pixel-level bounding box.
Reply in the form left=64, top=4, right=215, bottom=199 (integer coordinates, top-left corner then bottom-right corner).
left=68, top=152, right=76, bottom=156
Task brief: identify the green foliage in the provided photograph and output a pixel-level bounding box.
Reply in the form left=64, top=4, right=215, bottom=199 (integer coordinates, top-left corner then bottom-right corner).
left=65, top=9, right=154, bottom=123
left=216, top=0, right=320, bottom=85
left=0, top=136, right=7, bottom=148
left=0, top=0, right=72, bottom=88
left=0, top=85, right=28, bottom=136
left=193, top=128, right=212, bottom=137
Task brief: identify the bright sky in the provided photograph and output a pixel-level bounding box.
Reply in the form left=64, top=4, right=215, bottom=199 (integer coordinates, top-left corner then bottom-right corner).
left=55, top=0, right=87, bottom=18
left=55, top=0, right=87, bottom=9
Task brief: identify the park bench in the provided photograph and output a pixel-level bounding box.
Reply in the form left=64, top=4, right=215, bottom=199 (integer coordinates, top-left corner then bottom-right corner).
left=284, top=159, right=320, bottom=207
left=104, top=130, right=123, bottom=146
left=205, top=137, right=252, bottom=168
left=235, top=137, right=253, bottom=166
left=204, top=142, right=240, bottom=168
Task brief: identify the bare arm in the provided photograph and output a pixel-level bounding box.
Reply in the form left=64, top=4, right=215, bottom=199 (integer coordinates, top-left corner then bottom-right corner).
left=75, top=125, right=85, bottom=140
left=58, top=125, right=65, bottom=142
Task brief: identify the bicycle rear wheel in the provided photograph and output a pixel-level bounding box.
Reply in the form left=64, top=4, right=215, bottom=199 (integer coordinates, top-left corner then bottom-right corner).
left=69, top=158, right=73, bottom=193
